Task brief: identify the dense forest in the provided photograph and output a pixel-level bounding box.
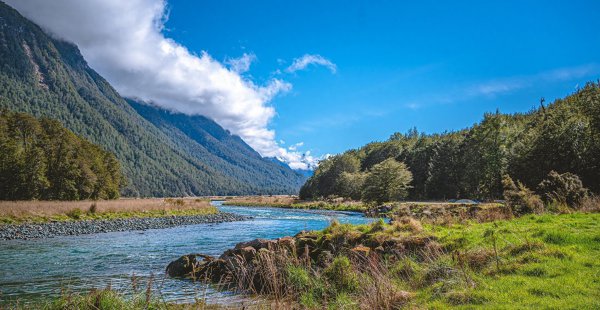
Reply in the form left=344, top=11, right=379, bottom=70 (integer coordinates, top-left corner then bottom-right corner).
left=0, top=2, right=304, bottom=197
left=0, top=110, right=123, bottom=200
left=301, top=83, right=600, bottom=202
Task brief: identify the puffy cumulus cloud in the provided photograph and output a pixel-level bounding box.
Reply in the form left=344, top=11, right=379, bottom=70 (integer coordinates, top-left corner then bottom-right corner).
left=277, top=149, right=321, bottom=170
left=7, top=0, right=318, bottom=170
left=287, top=54, right=337, bottom=73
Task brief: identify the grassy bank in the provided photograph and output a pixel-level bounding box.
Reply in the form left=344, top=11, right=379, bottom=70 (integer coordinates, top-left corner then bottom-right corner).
left=222, top=196, right=366, bottom=212
left=7, top=288, right=223, bottom=310
left=179, top=212, right=600, bottom=309
left=0, top=198, right=217, bottom=224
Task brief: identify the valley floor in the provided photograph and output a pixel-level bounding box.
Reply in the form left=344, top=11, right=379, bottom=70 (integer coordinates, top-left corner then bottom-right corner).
left=4, top=199, right=599, bottom=308
left=166, top=211, right=600, bottom=309
left=222, top=195, right=367, bottom=212
left=0, top=198, right=216, bottom=224
left=0, top=198, right=246, bottom=240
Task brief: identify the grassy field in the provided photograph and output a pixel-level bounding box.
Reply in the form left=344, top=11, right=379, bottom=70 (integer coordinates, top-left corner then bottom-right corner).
left=181, top=212, right=600, bottom=309
left=5, top=212, right=599, bottom=309
left=420, top=212, right=600, bottom=308
left=222, top=196, right=367, bottom=212
left=0, top=198, right=217, bottom=224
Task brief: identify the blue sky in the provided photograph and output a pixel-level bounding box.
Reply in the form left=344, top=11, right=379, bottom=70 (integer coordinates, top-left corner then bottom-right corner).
left=162, top=0, right=600, bottom=157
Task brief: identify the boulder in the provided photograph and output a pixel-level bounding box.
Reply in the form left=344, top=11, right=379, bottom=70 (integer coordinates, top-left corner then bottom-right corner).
left=278, top=236, right=296, bottom=250
left=239, top=246, right=257, bottom=262
left=234, top=238, right=270, bottom=250
left=166, top=254, right=212, bottom=278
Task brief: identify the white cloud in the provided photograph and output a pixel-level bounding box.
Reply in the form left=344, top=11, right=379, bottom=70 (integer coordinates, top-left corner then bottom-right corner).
left=225, top=53, right=256, bottom=74
left=288, top=142, right=304, bottom=151
left=278, top=150, right=321, bottom=170
left=287, top=54, right=337, bottom=74
left=7, top=0, right=319, bottom=170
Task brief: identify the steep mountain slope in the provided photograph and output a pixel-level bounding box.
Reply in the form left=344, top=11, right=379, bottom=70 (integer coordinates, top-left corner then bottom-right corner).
left=0, top=2, right=304, bottom=196
left=128, top=99, right=304, bottom=194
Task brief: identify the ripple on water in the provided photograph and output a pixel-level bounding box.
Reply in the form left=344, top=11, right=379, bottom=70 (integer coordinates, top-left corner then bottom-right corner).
left=0, top=202, right=379, bottom=305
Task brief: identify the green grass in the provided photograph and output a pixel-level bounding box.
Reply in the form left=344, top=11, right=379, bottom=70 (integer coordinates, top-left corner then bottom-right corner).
left=8, top=288, right=226, bottom=310
left=245, top=213, right=600, bottom=309
left=418, top=213, right=600, bottom=308
left=0, top=207, right=219, bottom=225
left=12, top=213, right=598, bottom=309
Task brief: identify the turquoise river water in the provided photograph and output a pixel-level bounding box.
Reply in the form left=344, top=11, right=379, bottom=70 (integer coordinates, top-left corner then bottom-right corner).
left=0, top=201, right=378, bottom=305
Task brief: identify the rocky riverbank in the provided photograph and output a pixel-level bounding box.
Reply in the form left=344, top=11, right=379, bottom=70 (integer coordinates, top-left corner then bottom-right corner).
left=0, top=212, right=248, bottom=240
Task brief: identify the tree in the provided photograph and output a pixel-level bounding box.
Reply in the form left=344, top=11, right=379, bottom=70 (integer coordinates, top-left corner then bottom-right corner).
left=502, top=175, right=543, bottom=215
left=538, top=171, right=588, bottom=208
left=361, top=158, right=413, bottom=204
left=337, top=171, right=366, bottom=200
left=302, top=82, right=600, bottom=201
left=0, top=110, right=124, bottom=200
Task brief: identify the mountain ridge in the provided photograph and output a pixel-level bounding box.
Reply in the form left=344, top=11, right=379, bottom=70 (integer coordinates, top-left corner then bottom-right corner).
left=0, top=1, right=305, bottom=197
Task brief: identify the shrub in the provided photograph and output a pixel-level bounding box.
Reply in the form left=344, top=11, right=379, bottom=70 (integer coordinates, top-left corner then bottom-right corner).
left=286, top=265, right=311, bottom=292
left=66, top=208, right=83, bottom=219
left=538, top=171, right=588, bottom=208
left=368, top=218, right=386, bottom=232
left=579, top=195, right=600, bottom=212
left=502, top=175, right=544, bottom=215
left=89, top=202, right=97, bottom=214
left=391, top=257, right=420, bottom=280
left=324, top=256, right=359, bottom=293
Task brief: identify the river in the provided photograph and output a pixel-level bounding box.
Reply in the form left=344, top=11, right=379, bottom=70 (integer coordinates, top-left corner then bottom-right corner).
left=0, top=202, right=378, bottom=305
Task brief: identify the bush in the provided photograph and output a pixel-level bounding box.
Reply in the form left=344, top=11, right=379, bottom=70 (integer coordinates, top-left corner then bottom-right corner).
left=579, top=195, right=600, bottom=212
left=538, top=171, right=588, bottom=208
left=89, top=202, right=97, bottom=214
left=66, top=208, right=83, bottom=219
left=324, top=256, right=359, bottom=293
left=286, top=265, right=311, bottom=292
left=502, top=175, right=544, bottom=215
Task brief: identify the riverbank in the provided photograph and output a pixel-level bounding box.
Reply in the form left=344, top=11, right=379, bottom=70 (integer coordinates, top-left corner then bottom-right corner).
left=9, top=287, right=267, bottom=310
left=0, top=212, right=247, bottom=240
left=222, top=195, right=367, bottom=212
left=0, top=198, right=217, bottom=224
left=168, top=212, right=600, bottom=309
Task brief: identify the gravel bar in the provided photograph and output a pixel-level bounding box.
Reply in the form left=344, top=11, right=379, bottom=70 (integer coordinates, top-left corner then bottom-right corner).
left=0, top=212, right=248, bottom=240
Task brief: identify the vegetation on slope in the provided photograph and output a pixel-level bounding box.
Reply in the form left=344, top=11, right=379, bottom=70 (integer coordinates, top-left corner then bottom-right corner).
left=301, top=83, right=600, bottom=202
left=0, top=110, right=123, bottom=200
left=129, top=100, right=305, bottom=195
left=0, top=2, right=304, bottom=197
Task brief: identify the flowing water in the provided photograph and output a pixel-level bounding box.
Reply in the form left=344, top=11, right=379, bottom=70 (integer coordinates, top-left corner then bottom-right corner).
left=0, top=202, right=378, bottom=305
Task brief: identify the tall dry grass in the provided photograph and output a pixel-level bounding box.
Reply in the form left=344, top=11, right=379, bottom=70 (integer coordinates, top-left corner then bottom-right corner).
left=0, top=198, right=212, bottom=220
left=580, top=195, right=600, bottom=212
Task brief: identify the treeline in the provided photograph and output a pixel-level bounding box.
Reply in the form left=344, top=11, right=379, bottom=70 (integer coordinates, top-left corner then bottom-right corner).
left=0, top=110, right=124, bottom=200
left=301, top=82, right=600, bottom=202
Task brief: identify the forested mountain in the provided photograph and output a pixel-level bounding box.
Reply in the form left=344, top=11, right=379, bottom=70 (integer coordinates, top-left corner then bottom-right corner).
left=0, top=2, right=305, bottom=197
left=301, top=83, right=600, bottom=201
left=0, top=110, right=123, bottom=200
left=128, top=99, right=305, bottom=194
